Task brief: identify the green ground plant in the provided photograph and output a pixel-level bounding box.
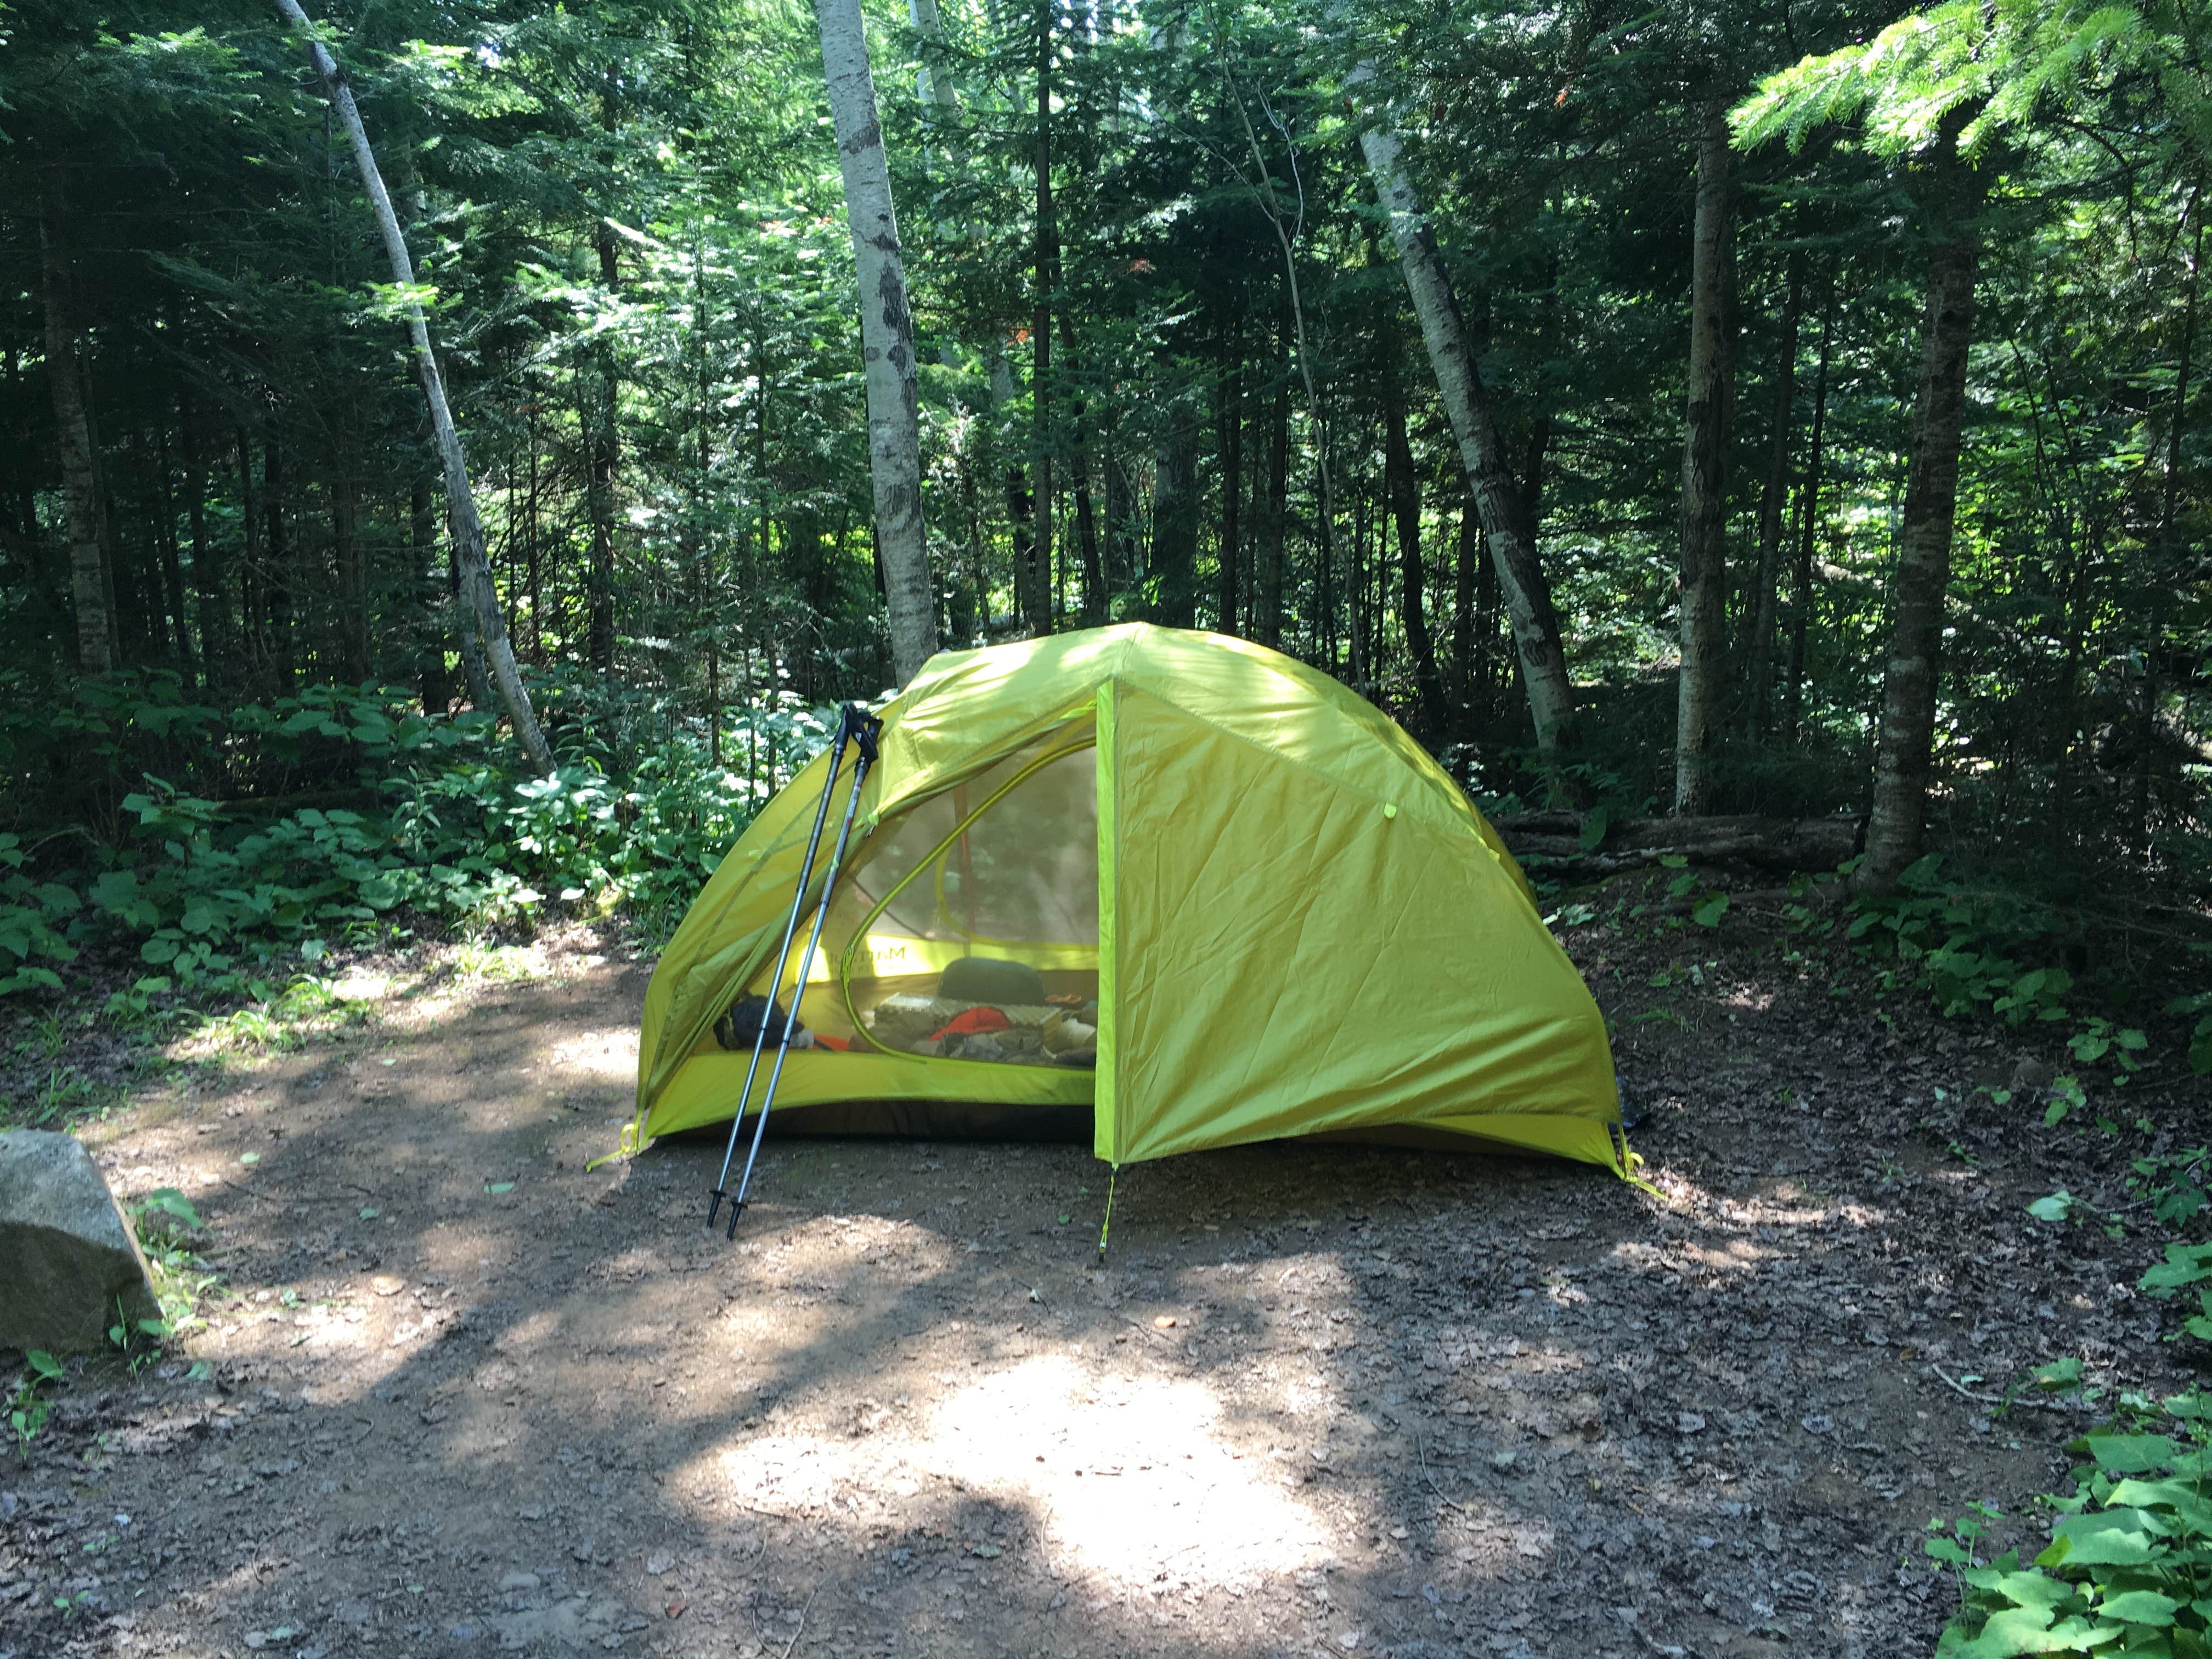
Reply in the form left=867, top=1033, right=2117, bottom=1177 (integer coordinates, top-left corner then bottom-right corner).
left=0, top=1062, right=115, bottom=1132
left=9, top=1350, right=64, bottom=1463
left=0, top=676, right=834, bottom=1013
left=128, top=1187, right=221, bottom=1334
left=1937, top=1209, right=2212, bottom=1651
left=1843, top=855, right=2193, bottom=1081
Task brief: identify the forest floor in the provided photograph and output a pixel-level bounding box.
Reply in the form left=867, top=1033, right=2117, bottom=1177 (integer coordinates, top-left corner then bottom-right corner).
left=0, top=886, right=2202, bottom=1659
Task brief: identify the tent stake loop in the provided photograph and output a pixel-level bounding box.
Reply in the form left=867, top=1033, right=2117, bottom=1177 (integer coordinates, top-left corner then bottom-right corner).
left=1094, top=1164, right=1119, bottom=1265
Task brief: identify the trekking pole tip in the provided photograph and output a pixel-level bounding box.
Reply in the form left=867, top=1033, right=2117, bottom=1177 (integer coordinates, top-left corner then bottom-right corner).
left=723, top=1198, right=748, bottom=1242
left=707, top=1189, right=726, bottom=1231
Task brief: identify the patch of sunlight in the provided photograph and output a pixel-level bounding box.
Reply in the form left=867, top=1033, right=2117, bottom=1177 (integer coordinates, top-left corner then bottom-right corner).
left=716, top=1354, right=1328, bottom=1586
left=328, top=967, right=393, bottom=1002
left=167, top=974, right=375, bottom=1061
left=544, top=1029, right=638, bottom=1083
left=450, top=941, right=548, bottom=984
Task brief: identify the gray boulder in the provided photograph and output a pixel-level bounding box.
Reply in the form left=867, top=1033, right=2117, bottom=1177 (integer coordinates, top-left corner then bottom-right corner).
left=0, top=1129, right=161, bottom=1354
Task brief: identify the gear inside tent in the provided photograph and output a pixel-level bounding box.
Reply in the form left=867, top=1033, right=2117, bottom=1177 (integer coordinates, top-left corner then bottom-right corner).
left=628, top=624, right=1635, bottom=1176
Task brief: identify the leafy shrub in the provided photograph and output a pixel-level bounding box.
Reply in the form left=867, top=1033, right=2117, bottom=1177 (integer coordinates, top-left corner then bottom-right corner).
left=0, top=675, right=836, bottom=1001
left=1844, top=855, right=2186, bottom=1079
left=0, top=834, right=81, bottom=994
left=2165, top=994, right=2212, bottom=1076
left=1847, top=855, right=2071, bottom=1020
left=1934, top=1238, right=2212, bottom=1653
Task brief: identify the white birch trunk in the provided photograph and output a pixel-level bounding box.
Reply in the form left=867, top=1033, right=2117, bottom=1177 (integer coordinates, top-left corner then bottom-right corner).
left=815, top=0, right=938, bottom=686
left=908, top=0, right=960, bottom=112
left=1350, top=72, right=1577, bottom=754
left=274, top=0, right=555, bottom=775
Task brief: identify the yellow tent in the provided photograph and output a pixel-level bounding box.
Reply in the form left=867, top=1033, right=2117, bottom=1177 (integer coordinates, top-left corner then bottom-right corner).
left=630, top=624, right=1632, bottom=1175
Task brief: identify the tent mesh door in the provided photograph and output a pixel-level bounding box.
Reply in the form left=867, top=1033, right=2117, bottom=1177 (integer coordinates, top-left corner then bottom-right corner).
left=750, top=725, right=1099, bottom=1069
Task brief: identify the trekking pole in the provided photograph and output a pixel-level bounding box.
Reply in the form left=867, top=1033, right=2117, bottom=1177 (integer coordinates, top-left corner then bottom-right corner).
left=706, top=706, right=857, bottom=1232
left=723, top=704, right=882, bottom=1240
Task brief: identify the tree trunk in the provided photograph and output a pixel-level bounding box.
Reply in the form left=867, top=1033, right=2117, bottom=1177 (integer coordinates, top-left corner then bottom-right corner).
left=265, top=438, right=295, bottom=692
left=1059, top=316, right=1106, bottom=628
left=1495, top=811, right=1860, bottom=877
left=583, top=82, right=623, bottom=676
left=410, top=475, right=452, bottom=712
left=2138, top=210, right=2203, bottom=844
left=1785, top=289, right=1834, bottom=738
left=1153, top=411, right=1199, bottom=627
left=909, top=0, right=961, bottom=112
left=586, top=222, right=621, bottom=675
left=153, top=426, right=197, bottom=688
left=276, top=0, right=554, bottom=772
left=447, top=526, right=493, bottom=710
left=1026, top=3, right=1056, bottom=635
left=1470, top=499, right=1500, bottom=703
left=333, top=470, right=369, bottom=682
left=995, top=355, right=1035, bottom=634
left=1217, top=332, right=1244, bottom=635
left=525, top=395, right=544, bottom=664
left=180, top=399, right=224, bottom=680
left=1451, top=490, right=1479, bottom=711
left=1223, top=69, right=1344, bottom=660
left=1258, top=386, right=1288, bottom=647
left=1673, top=108, right=1736, bottom=815
left=236, top=428, right=264, bottom=676
left=1352, top=88, right=1576, bottom=758
left=1382, top=356, right=1445, bottom=732
left=1101, top=442, right=1127, bottom=602
left=815, top=0, right=938, bottom=683
left=1745, top=251, right=1804, bottom=737
left=1858, top=230, right=1980, bottom=895
left=38, top=187, right=112, bottom=675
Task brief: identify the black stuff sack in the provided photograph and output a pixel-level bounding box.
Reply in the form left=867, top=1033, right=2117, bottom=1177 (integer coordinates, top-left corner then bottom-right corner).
left=714, top=995, right=815, bottom=1052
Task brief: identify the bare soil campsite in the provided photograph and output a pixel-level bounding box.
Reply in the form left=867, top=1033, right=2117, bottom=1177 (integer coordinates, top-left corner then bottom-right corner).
left=4, top=906, right=2192, bottom=1659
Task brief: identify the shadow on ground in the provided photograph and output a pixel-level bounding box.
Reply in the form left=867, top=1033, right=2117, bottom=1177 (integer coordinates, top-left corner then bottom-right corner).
left=0, top=926, right=2083, bottom=1659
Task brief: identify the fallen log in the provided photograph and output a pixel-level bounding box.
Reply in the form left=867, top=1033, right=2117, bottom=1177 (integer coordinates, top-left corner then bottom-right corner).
left=1492, top=812, right=1863, bottom=876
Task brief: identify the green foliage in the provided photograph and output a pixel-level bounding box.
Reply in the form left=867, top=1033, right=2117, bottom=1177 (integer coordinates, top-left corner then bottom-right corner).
left=1733, top=0, right=2169, bottom=160
left=128, top=1188, right=218, bottom=1335
left=2166, top=995, right=2212, bottom=1076
left=0, top=833, right=81, bottom=994
left=2044, top=1074, right=2091, bottom=1127
left=2129, top=1151, right=2212, bottom=1227
left=9, top=1350, right=65, bottom=1463
left=1848, top=856, right=2071, bottom=1016
left=1839, top=857, right=2191, bottom=1076
left=2137, top=1242, right=2212, bottom=1342
left=0, top=678, right=834, bottom=1002
left=2070, top=1018, right=2149, bottom=1073
left=1933, top=1248, right=2212, bottom=1652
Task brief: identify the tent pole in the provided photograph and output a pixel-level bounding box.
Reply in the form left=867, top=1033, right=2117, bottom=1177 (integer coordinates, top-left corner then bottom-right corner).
left=706, top=707, right=856, bottom=1231
left=724, top=704, right=883, bottom=1239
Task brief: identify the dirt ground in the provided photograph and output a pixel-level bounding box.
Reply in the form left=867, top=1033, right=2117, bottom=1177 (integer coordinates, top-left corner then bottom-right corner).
left=0, top=902, right=2196, bottom=1659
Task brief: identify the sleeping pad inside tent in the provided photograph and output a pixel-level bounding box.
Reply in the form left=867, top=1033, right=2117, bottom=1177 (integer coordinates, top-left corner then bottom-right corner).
left=627, top=623, right=1635, bottom=1176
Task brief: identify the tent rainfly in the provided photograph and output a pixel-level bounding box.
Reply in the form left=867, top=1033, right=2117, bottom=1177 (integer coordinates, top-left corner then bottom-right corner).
left=628, top=624, right=1635, bottom=1176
